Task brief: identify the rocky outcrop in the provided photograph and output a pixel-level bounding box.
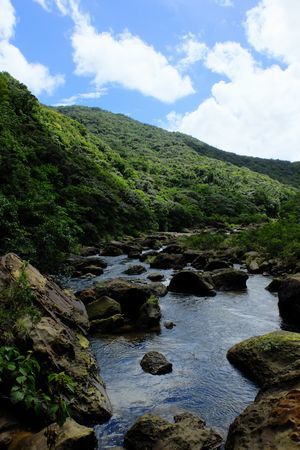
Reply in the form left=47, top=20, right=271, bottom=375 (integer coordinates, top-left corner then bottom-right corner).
left=0, top=414, right=96, bottom=450
left=278, top=274, right=300, bottom=323
left=226, top=388, right=300, bottom=450
left=168, top=271, right=216, bottom=296
left=0, top=253, right=112, bottom=425
left=124, top=412, right=222, bottom=449
left=140, top=351, right=172, bottom=375
left=210, top=269, right=248, bottom=291
left=226, top=331, right=300, bottom=449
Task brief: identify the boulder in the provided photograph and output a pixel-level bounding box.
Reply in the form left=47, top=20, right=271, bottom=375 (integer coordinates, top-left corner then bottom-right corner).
left=225, top=387, right=300, bottom=450
left=86, top=296, right=121, bottom=321
left=168, top=271, right=216, bottom=297
left=101, top=244, right=124, bottom=256
left=265, top=277, right=284, bottom=293
left=227, top=331, right=300, bottom=386
left=278, top=274, right=300, bottom=323
left=205, top=260, right=232, bottom=271
left=161, top=244, right=183, bottom=254
left=90, top=314, right=125, bottom=333
left=78, top=265, right=103, bottom=276
left=140, top=351, right=172, bottom=375
left=148, top=282, right=168, bottom=297
left=11, top=418, right=96, bottom=450
left=163, top=321, right=176, bottom=329
left=124, top=412, right=222, bottom=449
left=210, top=269, right=248, bottom=291
left=95, top=279, right=152, bottom=320
left=123, top=265, right=147, bottom=276
left=139, top=251, right=159, bottom=263
left=0, top=253, right=112, bottom=425
left=147, top=273, right=165, bottom=282
left=79, top=246, right=100, bottom=257
left=191, top=254, right=208, bottom=270
left=150, top=254, right=184, bottom=270
left=136, top=296, right=161, bottom=329
left=244, top=252, right=269, bottom=274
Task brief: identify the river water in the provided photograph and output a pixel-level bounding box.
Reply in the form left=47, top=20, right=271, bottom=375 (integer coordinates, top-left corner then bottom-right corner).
left=69, top=253, right=281, bottom=449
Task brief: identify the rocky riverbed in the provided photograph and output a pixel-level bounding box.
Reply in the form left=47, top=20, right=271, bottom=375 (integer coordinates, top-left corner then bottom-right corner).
left=1, top=231, right=300, bottom=449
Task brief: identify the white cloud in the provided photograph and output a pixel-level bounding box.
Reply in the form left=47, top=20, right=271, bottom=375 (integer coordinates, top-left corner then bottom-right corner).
left=246, top=0, right=300, bottom=65
left=0, top=0, right=64, bottom=95
left=167, top=41, right=300, bottom=161
left=33, top=0, right=51, bottom=11
left=0, top=0, right=16, bottom=40
left=177, top=34, right=208, bottom=70
left=39, top=0, right=194, bottom=103
left=216, top=0, right=234, bottom=6
left=55, top=89, right=106, bottom=106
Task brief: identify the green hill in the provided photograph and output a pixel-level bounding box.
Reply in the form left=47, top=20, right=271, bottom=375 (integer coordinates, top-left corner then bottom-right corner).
left=0, top=73, right=296, bottom=269
left=56, top=106, right=300, bottom=189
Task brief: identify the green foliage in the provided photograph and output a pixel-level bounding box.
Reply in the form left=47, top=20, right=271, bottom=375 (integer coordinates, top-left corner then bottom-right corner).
left=0, top=346, right=75, bottom=426
left=0, top=73, right=296, bottom=271
left=181, top=233, right=227, bottom=251
left=0, top=262, right=40, bottom=342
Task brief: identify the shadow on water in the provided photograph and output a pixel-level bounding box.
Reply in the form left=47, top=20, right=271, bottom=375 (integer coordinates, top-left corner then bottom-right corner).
left=70, top=255, right=283, bottom=449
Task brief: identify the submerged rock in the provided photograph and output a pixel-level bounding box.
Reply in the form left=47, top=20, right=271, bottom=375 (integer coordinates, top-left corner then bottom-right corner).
left=140, top=351, right=172, bottom=375
left=168, top=271, right=216, bottom=296
left=278, top=274, right=300, bottom=323
left=210, top=269, right=248, bottom=291
left=124, top=412, right=222, bottom=449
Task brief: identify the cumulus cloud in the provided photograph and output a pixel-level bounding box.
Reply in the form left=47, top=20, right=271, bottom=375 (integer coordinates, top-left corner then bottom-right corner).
left=38, top=0, right=194, bottom=103
left=55, top=89, right=107, bottom=106
left=166, top=1, right=300, bottom=161
left=177, top=34, right=208, bottom=70
left=0, top=0, right=64, bottom=95
left=246, top=0, right=300, bottom=65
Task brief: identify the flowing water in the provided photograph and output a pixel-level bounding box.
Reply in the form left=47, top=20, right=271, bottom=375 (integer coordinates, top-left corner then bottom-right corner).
left=68, top=253, right=282, bottom=449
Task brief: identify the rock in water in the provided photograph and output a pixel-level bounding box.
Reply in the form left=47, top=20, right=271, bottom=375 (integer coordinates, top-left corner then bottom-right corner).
left=168, top=271, right=216, bottom=296
left=210, top=268, right=248, bottom=291
left=227, top=330, right=300, bottom=386
left=147, top=273, right=165, bottom=282
left=124, top=412, right=222, bottom=449
left=278, top=274, right=300, bottom=323
left=123, top=265, right=146, bottom=275
left=140, top=351, right=172, bottom=375
left=86, top=296, right=121, bottom=321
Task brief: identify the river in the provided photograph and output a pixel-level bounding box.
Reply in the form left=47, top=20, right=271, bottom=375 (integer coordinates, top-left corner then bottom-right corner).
left=68, top=251, right=281, bottom=449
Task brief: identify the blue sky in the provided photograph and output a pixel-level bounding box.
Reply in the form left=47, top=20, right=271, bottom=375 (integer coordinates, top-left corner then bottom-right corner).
left=1, top=0, right=300, bottom=161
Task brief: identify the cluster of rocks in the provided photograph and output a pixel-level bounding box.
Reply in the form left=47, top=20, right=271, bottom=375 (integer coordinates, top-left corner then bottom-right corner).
left=77, top=278, right=165, bottom=333
left=226, top=330, right=300, bottom=449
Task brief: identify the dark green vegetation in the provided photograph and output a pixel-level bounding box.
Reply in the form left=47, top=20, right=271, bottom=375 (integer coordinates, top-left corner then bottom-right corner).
left=0, top=72, right=297, bottom=270
left=0, top=346, right=75, bottom=427
left=182, top=195, right=300, bottom=263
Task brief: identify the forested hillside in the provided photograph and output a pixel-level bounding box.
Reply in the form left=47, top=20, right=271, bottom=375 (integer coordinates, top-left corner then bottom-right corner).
left=57, top=106, right=300, bottom=188
left=0, top=73, right=296, bottom=269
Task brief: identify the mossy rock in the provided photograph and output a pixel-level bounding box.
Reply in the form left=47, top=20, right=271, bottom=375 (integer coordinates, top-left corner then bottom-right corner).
left=90, top=314, right=124, bottom=333
left=86, top=296, right=121, bottom=321
left=227, top=331, right=300, bottom=386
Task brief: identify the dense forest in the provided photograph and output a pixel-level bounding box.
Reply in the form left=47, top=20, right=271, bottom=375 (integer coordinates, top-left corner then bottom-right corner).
left=56, top=106, right=300, bottom=188
left=0, top=73, right=297, bottom=270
